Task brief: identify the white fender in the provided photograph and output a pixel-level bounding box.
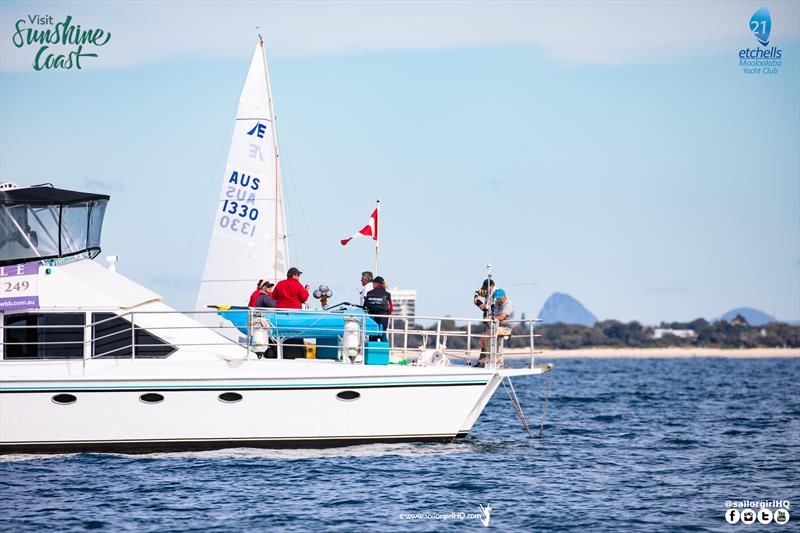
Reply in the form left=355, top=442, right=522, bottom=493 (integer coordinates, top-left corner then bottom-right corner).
left=342, top=317, right=361, bottom=363
left=250, top=315, right=271, bottom=353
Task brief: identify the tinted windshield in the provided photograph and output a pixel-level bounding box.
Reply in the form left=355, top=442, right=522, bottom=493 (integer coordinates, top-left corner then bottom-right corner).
left=0, top=199, right=108, bottom=265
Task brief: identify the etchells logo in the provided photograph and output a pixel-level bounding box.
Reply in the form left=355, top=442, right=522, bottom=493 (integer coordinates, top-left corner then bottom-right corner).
left=11, top=14, right=111, bottom=71
left=750, top=7, right=771, bottom=45
left=739, top=7, right=782, bottom=75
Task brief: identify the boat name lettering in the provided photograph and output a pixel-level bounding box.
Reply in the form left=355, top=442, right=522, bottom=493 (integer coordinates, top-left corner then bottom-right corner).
left=0, top=263, right=38, bottom=277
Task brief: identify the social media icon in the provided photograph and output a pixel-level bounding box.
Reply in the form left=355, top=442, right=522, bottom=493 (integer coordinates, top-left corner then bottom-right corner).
left=742, top=508, right=756, bottom=524
left=758, top=508, right=773, bottom=524
left=774, top=508, right=790, bottom=525
left=725, top=509, right=740, bottom=524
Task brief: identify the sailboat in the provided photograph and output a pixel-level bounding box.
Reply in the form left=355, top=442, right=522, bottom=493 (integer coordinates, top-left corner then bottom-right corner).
left=197, top=38, right=289, bottom=313
left=0, top=40, right=552, bottom=453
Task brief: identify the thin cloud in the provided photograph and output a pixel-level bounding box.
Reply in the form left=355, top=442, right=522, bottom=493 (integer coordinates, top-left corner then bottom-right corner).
left=645, top=287, right=693, bottom=295
left=82, top=177, right=125, bottom=193
left=1, top=1, right=797, bottom=71
left=150, top=273, right=199, bottom=291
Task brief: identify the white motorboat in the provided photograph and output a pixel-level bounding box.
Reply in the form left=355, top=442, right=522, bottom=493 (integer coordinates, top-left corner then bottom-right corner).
left=0, top=40, right=552, bottom=454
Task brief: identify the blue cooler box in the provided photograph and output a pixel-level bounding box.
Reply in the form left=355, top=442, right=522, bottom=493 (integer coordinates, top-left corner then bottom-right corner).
left=364, top=341, right=390, bottom=365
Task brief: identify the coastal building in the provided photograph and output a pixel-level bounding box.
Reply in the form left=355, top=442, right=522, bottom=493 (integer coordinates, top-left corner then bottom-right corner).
left=390, top=287, right=416, bottom=325
left=651, top=328, right=696, bottom=340
left=729, top=315, right=748, bottom=327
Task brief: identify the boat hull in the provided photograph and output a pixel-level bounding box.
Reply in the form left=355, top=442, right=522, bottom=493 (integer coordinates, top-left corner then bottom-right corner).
left=0, top=367, right=502, bottom=454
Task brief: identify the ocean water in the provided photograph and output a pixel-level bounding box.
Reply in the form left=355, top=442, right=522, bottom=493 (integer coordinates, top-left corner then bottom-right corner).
left=1, top=357, right=797, bottom=532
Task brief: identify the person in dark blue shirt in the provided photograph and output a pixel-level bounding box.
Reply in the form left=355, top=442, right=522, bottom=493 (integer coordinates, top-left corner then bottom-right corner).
left=364, top=276, right=392, bottom=341
left=255, top=281, right=276, bottom=308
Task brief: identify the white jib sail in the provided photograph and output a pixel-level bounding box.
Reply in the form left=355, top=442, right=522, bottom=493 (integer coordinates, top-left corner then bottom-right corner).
left=196, top=41, right=289, bottom=312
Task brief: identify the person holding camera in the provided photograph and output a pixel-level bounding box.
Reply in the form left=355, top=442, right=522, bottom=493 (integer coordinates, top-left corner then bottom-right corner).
left=272, top=267, right=309, bottom=309
left=473, top=278, right=495, bottom=317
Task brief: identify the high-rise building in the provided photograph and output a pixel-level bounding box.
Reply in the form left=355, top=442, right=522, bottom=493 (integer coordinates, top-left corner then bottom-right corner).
left=389, top=287, right=416, bottom=324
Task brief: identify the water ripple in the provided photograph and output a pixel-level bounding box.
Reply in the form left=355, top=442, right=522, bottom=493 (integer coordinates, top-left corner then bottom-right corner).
left=1, top=357, right=798, bottom=532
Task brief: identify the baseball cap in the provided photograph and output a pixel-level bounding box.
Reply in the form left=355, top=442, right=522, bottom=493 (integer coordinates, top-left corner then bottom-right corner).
left=373, top=276, right=385, bottom=284
left=494, top=289, right=506, bottom=299
left=263, top=281, right=274, bottom=288
left=287, top=267, right=302, bottom=277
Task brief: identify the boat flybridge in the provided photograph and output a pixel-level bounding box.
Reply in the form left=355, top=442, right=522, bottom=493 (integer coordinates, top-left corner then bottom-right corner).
left=0, top=40, right=552, bottom=454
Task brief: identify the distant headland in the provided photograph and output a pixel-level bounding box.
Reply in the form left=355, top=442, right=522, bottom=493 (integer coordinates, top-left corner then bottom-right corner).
left=530, top=293, right=798, bottom=350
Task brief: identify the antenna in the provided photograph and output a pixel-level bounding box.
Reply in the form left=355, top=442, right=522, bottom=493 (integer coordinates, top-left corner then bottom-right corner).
left=255, top=26, right=263, bottom=44
left=486, top=264, right=495, bottom=319
left=105, top=255, right=119, bottom=272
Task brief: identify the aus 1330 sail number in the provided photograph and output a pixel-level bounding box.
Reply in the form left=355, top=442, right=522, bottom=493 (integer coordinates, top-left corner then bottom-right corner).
left=220, top=199, right=259, bottom=236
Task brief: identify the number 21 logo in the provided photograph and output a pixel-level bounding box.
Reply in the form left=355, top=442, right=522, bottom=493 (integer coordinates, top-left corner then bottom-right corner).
left=749, top=7, right=771, bottom=47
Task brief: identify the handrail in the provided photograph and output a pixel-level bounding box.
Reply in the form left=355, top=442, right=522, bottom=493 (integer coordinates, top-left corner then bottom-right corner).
left=1, top=307, right=541, bottom=368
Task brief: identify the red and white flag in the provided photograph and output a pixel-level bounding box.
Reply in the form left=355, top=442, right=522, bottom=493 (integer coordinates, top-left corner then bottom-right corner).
left=341, top=208, right=378, bottom=246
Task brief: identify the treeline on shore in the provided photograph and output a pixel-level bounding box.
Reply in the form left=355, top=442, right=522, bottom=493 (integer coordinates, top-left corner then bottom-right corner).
left=531, top=318, right=799, bottom=350
left=391, top=315, right=800, bottom=350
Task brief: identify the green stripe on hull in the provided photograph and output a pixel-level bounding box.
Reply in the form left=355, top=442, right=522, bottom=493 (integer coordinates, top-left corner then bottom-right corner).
left=0, top=379, right=490, bottom=392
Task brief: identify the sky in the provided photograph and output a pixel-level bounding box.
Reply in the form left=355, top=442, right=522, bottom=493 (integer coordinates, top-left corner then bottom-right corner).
left=1, top=1, right=799, bottom=324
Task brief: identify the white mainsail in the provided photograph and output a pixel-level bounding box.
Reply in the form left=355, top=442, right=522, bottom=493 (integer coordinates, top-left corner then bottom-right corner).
left=196, top=40, right=289, bottom=311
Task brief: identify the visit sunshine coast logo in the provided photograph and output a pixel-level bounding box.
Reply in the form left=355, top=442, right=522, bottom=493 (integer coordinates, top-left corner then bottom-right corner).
left=739, top=7, right=782, bottom=75
left=11, top=14, right=111, bottom=71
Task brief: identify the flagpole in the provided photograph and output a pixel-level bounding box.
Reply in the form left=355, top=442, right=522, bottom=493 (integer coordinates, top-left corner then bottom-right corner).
left=375, top=199, right=380, bottom=276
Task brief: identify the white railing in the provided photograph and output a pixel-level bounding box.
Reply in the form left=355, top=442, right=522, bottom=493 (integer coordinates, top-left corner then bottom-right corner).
left=0, top=307, right=542, bottom=368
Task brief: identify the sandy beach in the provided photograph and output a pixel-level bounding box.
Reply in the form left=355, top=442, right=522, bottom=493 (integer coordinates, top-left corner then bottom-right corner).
left=444, top=347, right=799, bottom=362
left=510, top=347, right=800, bottom=359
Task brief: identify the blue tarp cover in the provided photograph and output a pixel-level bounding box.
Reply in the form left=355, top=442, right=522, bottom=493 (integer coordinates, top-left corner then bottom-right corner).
left=218, top=309, right=381, bottom=338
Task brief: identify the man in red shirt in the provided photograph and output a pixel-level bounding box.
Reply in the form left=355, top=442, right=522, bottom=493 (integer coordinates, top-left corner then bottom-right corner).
left=271, top=267, right=309, bottom=309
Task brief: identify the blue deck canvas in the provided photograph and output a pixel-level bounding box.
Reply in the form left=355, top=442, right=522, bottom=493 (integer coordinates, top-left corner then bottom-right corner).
left=218, top=309, right=381, bottom=339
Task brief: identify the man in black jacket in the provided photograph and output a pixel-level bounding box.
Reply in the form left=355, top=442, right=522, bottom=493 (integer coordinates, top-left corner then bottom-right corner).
left=364, top=276, right=392, bottom=341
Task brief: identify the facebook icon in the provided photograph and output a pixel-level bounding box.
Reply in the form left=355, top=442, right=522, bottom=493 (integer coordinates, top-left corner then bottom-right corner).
left=725, top=509, right=740, bottom=524
left=247, top=122, right=267, bottom=139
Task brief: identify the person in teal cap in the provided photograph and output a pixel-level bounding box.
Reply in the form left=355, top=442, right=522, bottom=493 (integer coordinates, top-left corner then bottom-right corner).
left=478, top=288, right=514, bottom=367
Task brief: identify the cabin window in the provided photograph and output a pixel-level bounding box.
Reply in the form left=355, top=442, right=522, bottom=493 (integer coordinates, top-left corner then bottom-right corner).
left=219, top=392, right=243, bottom=403
left=0, top=204, right=59, bottom=262
left=87, top=200, right=106, bottom=249
left=92, top=313, right=176, bottom=358
left=60, top=203, right=89, bottom=253
left=52, top=393, right=77, bottom=405
left=3, top=313, right=84, bottom=359
left=336, top=390, right=361, bottom=401
left=139, top=393, right=164, bottom=404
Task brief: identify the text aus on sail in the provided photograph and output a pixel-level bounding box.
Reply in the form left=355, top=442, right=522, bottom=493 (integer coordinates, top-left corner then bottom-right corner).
left=218, top=170, right=262, bottom=238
